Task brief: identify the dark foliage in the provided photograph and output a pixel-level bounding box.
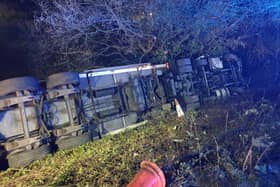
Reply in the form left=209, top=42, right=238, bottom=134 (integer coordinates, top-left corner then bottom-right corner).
left=27, top=0, right=280, bottom=77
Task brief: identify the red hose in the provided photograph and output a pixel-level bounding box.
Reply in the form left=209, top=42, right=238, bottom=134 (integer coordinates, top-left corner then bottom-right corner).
left=127, top=161, right=166, bottom=187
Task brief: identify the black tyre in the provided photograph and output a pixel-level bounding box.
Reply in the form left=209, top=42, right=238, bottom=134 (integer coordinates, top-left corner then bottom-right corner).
left=47, top=72, right=80, bottom=89
left=7, top=144, right=51, bottom=168
left=0, top=76, right=40, bottom=96
left=56, top=133, right=91, bottom=150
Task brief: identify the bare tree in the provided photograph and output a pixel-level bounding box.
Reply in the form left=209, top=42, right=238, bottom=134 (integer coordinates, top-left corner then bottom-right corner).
left=28, top=0, right=280, bottom=77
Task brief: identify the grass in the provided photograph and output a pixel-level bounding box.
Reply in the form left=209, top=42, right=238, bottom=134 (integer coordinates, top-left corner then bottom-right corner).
left=0, top=114, right=187, bottom=187
left=3, top=98, right=271, bottom=187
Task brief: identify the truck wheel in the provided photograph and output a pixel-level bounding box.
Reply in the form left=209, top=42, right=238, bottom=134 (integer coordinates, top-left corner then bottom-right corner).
left=0, top=76, right=40, bottom=96
left=7, top=144, right=51, bottom=168
left=47, top=72, right=80, bottom=89
left=56, top=133, right=91, bottom=150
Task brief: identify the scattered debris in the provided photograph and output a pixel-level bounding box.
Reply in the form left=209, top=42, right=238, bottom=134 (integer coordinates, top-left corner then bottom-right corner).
left=175, top=98, right=185, bottom=118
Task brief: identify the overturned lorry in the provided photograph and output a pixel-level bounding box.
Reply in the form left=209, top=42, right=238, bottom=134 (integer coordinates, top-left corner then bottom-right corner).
left=0, top=54, right=243, bottom=168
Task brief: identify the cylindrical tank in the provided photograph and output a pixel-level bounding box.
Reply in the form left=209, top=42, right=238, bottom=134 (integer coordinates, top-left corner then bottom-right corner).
left=0, top=76, right=51, bottom=168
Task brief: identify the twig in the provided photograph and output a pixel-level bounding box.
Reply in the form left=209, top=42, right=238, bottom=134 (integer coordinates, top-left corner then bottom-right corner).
left=242, top=144, right=253, bottom=171
left=255, top=143, right=273, bottom=166
left=196, top=138, right=202, bottom=172
left=225, top=111, right=229, bottom=133
left=213, top=136, right=220, bottom=167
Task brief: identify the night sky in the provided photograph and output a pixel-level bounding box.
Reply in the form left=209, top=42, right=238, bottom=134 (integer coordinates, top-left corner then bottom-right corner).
left=0, top=0, right=35, bottom=79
